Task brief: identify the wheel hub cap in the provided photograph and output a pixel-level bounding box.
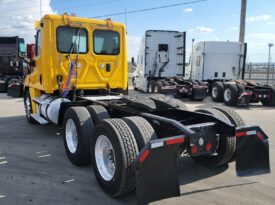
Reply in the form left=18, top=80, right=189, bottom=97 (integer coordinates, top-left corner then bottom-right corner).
left=212, top=87, right=218, bottom=98
left=224, top=88, right=232, bottom=102
left=66, top=119, right=78, bottom=153
left=95, top=135, right=116, bottom=181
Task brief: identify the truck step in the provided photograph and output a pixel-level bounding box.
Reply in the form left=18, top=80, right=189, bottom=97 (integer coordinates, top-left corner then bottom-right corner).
left=30, top=114, right=49, bottom=124
left=33, top=97, right=48, bottom=105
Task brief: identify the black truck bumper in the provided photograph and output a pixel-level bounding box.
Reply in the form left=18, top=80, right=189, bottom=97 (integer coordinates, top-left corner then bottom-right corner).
left=135, top=126, right=270, bottom=204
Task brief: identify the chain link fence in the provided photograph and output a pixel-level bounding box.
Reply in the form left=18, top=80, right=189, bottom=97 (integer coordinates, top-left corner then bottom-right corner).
left=244, top=63, right=275, bottom=85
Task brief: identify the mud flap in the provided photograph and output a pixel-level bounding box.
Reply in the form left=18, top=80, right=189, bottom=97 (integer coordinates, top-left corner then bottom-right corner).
left=191, top=86, right=208, bottom=100
left=235, top=126, right=270, bottom=176
left=135, top=136, right=185, bottom=205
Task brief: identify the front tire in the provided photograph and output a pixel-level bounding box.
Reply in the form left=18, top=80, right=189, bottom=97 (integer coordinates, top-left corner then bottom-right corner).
left=91, top=119, right=139, bottom=196
left=24, top=91, right=37, bottom=124
left=63, top=107, right=94, bottom=166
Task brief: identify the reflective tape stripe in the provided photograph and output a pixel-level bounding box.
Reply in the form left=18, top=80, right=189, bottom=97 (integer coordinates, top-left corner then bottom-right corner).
left=151, top=141, right=164, bottom=149
left=247, top=130, right=257, bottom=136
left=139, top=149, right=150, bottom=163
left=236, top=130, right=257, bottom=137
left=166, top=137, right=185, bottom=145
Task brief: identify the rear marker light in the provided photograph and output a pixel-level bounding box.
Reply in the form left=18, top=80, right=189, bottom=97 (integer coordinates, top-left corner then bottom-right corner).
left=191, top=145, right=198, bottom=154
left=236, top=132, right=247, bottom=137
left=166, top=137, right=185, bottom=145
left=139, top=149, right=150, bottom=163
left=257, top=132, right=264, bottom=141
left=205, top=143, right=212, bottom=152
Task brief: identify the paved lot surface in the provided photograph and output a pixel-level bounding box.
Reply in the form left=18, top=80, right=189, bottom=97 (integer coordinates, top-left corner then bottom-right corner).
left=0, top=92, right=275, bottom=205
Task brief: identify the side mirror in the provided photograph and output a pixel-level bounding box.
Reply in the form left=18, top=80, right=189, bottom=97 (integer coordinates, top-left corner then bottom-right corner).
left=18, top=52, right=26, bottom=59
left=27, top=44, right=36, bottom=60
left=131, top=57, right=136, bottom=66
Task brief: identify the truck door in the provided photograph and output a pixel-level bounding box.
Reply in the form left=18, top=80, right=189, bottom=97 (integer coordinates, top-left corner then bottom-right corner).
left=28, top=30, right=43, bottom=90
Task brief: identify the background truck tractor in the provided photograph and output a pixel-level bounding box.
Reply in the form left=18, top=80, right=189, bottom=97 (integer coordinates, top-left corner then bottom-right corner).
left=132, top=30, right=208, bottom=101
left=186, top=41, right=275, bottom=106
left=23, top=14, right=270, bottom=204
left=0, top=36, right=26, bottom=97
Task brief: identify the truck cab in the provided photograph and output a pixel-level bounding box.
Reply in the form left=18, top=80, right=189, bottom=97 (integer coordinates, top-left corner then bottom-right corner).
left=133, top=30, right=186, bottom=92
left=186, top=41, right=246, bottom=82
left=0, top=36, right=26, bottom=94
left=24, top=14, right=128, bottom=119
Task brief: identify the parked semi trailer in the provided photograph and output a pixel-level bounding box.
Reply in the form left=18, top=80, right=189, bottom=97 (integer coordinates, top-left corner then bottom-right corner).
left=132, top=30, right=208, bottom=101
left=186, top=41, right=275, bottom=106
left=23, top=14, right=270, bottom=204
left=0, top=36, right=26, bottom=97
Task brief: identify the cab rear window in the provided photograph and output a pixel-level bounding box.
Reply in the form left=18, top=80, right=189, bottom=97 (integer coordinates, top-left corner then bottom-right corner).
left=93, top=30, right=120, bottom=55
left=57, top=26, right=88, bottom=54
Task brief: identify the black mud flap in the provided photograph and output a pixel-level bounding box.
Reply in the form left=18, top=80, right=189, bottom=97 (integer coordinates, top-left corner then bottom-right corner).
left=7, top=79, right=23, bottom=97
left=191, top=86, right=208, bottom=100
left=235, top=126, right=270, bottom=176
left=135, top=136, right=185, bottom=205
left=0, top=79, right=8, bottom=92
left=236, top=91, right=252, bottom=106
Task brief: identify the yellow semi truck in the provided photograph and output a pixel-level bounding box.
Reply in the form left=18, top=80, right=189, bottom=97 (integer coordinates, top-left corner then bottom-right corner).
left=23, top=14, right=270, bottom=204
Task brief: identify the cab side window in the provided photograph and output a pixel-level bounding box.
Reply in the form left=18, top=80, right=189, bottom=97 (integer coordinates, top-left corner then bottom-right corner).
left=35, top=30, right=41, bottom=56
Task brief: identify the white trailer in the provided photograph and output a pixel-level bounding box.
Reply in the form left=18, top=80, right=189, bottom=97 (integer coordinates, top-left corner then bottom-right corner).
left=186, top=41, right=275, bottom=107
left=186, top=41, right=246, bottom=81
left=132, top=30, right=207, bottom=101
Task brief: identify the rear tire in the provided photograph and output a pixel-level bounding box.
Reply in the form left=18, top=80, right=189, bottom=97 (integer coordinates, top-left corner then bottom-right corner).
left=193, top=108, right=236, bottom=167
left=156, top=81, right=163, bottom=92
left=223, top=84, right=239, bottom=106
left=86, top=105, right=110, bottom=124
left=122, top=116, right=156, bottom=150
left=63, top=107, right=94, bottom=166
left=211, top=82, right=224, bottom=102
left=91, top=119, right=139, bottom=196
left=212, top=106, right=245, bottom=162
left=213, top=106, right=245, bottom=127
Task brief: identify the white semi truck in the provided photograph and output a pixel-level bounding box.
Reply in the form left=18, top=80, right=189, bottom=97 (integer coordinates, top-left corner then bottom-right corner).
left=186, top=41, right=275, bottom=106
left=132, top=30, right=208, bottom=101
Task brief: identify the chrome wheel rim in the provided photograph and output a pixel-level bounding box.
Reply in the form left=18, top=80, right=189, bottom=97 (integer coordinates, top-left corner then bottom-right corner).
left=224, top=88, right=232, bottom=102
left=66, top=119, right=78, bottom=153
left=95, top=135, right=116, bottom=181
left=212, top=86, right=218, bottom=98
left=25, top=96, right=31, bottom=118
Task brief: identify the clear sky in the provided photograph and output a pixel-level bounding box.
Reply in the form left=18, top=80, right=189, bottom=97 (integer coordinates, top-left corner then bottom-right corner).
left=0, top=0, right=274, bottom=62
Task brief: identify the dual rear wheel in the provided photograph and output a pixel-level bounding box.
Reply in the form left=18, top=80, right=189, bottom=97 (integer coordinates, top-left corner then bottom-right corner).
left=193, top=107, right=245, bottom=167
left=211, top=82, right=245, bottom=106
left=62, top=105, right=155, bottom=196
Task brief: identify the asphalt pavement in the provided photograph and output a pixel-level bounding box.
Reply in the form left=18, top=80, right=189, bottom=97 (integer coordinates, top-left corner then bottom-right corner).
left=0, top=93, right=274, bottom=205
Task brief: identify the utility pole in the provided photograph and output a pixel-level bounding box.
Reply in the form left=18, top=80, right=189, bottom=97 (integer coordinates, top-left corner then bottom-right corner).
left=267, top=43, right=273, bottom=84
left=239, top=0, right=247, bottom=43
left=40, top=0, right=42, bottom=18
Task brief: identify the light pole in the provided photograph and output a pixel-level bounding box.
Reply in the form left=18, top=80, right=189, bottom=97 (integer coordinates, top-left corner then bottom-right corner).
left=239, top=0, right=247, bottom=43
left=267, top=43, right=273, bottom=84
